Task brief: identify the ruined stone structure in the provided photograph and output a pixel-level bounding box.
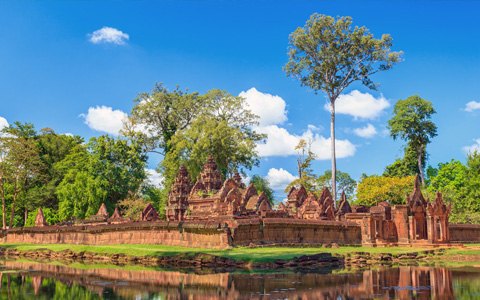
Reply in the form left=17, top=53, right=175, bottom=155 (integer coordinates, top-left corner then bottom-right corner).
left=3, top=157, right=477, bottom=249
left=346, top=175, right=451, bottom=246
left=34, top=208, right=47, bottom=227
left=166, top=156, right=275, bottom=222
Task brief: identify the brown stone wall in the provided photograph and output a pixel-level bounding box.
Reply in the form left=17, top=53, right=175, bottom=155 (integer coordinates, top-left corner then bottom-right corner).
left=449, top=224, right=480, bottom=242
left=0, top=221, right=230, bottom=249
left=230, top=218, right=362, bottom=246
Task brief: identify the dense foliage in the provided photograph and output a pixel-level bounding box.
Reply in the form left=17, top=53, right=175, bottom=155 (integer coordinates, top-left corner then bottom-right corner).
left=127, top=84, right=265, bottom=192
left=427, top=152, right=480, bottom=223
left=387, top=95, right=437, bottom=186
left=355, top=175, right=415, bottom=206
left=249, top=175, right=275, bottom=205
left=0, top=84, right=265, bottom=226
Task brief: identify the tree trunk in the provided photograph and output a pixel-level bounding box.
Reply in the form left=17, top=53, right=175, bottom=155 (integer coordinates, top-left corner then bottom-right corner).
left=417, top=144, right=425, bottom=187
left=24, top=207, right=28, bottom=227
left=0, top=166, right=5, bottom=230
left=330, top=100, right=337, bottom=205
left=8, top=201, right=15, bottom=229
left=1, top=195, right=5, bottom=230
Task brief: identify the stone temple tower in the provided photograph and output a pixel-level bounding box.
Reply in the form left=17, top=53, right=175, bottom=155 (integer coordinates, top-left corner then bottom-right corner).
left=200, top=155, right=223, bottom=192
left=166, top=165, right=191, bottom=221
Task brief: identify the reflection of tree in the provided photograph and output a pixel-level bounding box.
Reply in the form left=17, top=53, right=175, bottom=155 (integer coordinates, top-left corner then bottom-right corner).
left=0, top=261, right=470, bottom=299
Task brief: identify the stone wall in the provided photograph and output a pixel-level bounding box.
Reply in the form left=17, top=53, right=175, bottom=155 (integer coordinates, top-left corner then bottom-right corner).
left=0, top=221, right=231, bottom=249
left=230, top=218, right=362, bottom=246
left=3, top=219, right=479, bottom=248
left=449, top=224, right=480, bottom=242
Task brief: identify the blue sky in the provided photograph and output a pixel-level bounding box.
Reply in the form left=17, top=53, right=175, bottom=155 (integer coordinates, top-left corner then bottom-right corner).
left=1, top=1, right=479, bottom=199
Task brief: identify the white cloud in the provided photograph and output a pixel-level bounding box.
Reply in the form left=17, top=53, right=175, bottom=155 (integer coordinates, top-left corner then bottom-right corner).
left=239, top=87, right=287, bottom=126
left=325, top=90, right=390, bottom=120
left=80, top=105, right=127, bottom=135
left=255, top=125, right=356, bottom=159
left=0, top=117, right=8, bottom=130
left=353, top=124, right=377, bottom=138
left=464, top=101, right=480, bottom=112
left=88, top=27, right=129, bottom=45
left=307, top=124, right=322, bottom=132
left=241, top=174, right=251, bottom=186
left=146, top=169, right=163, bottom=187
left=266, top=168, right=298, bottom=191
left=463, top=139, right=480, bottom=154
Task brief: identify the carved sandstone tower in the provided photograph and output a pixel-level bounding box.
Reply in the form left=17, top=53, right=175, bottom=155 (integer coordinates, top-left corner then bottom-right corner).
left=166, top=165, right=191, bottom=221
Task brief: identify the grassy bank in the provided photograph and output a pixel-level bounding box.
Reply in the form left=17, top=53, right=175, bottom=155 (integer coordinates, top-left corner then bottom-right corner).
left=0, top=243, right=460, bottom=263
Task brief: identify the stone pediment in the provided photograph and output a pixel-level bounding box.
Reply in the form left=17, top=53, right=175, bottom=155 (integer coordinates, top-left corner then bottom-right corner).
left=190, top=178, right=206, bottom=196
left=111, top=207, right=122, bottom=219
left=35, top=208, right=48, bottom=227
left=337, top=190, right=352, bottom=214
left=427, top=192, right=451, bottom=215
left=141, top=203, right=159, bottom=221
left=219, top=178, right=237, bottom=199
left=242, top=183, right=258, bottom=206
left=97, top=203, right=109, bottom=218
left=407, top=175, right=428, bottom=212
left=318, top=187, right=333, bottom=206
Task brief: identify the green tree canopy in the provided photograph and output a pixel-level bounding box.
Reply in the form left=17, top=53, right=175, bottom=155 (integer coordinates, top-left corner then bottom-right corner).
left=387, top=95, right=437, bottom=186
left=383, top=142, right=427, bottom=178
left=127, top=82, right=202, bottom=155
left=285, top=13, right=402, bottom=201
left=130, top=85, right=265, bottom=189
left=57, top=135, right=148, bottom=221
left=0, top=122, right=45, bottom=228
left=427, top=152, right=480, bottom=223
left=355, top=175, right=414, bottom=207
left=249, top=175, right=275, bottom=205
left=316, top=170, right=356, bottom=201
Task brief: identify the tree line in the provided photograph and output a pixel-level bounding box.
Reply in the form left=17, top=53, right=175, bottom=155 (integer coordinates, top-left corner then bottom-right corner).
left=0, top=87, right=270, bottom=228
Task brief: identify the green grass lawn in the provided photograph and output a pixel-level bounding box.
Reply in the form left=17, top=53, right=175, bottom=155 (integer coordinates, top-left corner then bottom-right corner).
left=0, top=243, right=441, bottom=263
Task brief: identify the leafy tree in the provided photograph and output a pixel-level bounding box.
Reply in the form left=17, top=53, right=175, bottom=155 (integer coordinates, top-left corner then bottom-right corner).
left=56, top=135, right=148, bottom=220
left=0, top=122, right=45, bottom=229
left=126, top=82, right=202, bottom=155
left=464, top=151, right=480, bottom=212
left=159, top=89, right=265, bottom=188
left=316, top=170, right=356, bottom=201
left=284, top=13, right=402, bottom=202
left=387, top=95, right=437, bottom=186
left=383, top=142, right=427, bottom=178
left=284, top=139, right=317, bottom=194
left=21, top=129, right=83, bottom=225
left=249, top=175, right=275, bottom=205
left=355, top=175, right=415, bottom=206
left=118, top=190, right=150, bottom=220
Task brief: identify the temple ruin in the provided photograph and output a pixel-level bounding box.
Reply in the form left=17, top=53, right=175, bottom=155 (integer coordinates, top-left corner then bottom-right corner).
left=3, top=156, right=474, bottom=249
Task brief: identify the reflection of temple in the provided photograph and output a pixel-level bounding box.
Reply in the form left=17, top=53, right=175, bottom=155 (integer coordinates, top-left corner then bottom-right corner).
left=345, top=175, right=451, bottom=246
left=1, top=261, right=462, bottom=300
left=345, top=266, right=455, bottom=300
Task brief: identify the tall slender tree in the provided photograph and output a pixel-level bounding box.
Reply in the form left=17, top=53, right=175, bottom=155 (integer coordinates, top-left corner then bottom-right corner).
left=387, top=95, right=437, bottom=186
left=284, top=14, right=402, bottom=202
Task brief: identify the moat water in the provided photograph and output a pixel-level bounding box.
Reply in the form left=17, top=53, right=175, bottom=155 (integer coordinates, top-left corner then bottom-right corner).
left=1, top=259, right=480, bottom=299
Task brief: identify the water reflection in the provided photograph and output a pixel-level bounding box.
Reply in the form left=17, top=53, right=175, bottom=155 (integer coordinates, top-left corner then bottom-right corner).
left=0, top=260, right=479, bottom=299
